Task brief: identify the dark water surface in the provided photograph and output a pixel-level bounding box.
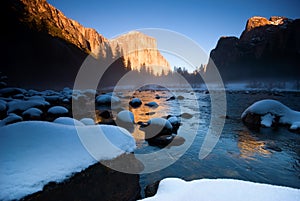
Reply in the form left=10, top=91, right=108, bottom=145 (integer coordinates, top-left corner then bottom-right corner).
left=104, top=89, right=300, bottom=196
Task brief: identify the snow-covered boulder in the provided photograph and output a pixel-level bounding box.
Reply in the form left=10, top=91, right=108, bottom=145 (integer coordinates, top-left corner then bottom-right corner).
left=129, top=98, right=142, bottom=108
left=47, top=106, right=69, bottom=115
left=241, top=99, right=300, bottom=131
left=0, top=113, right=23, bottom=127
left=145, top=102, right=159, bottom=108
left=0, top=87, right=26, bottom=97
left=26, top=95, right=45, bottom=101
left=0, top=100, right=7, bottom=118
left=7, top=99, right=50, bottom=113
left=0, top=121, right=136, bottom=200
left=22, top=108, right=43, bottom=120
left=140, top=118, right=173, bottom=140
left=116, top=110, right=135, bottom=132
left=167, top=116, right=181, bottom=133
left=96, top=94, right=120, bottom=106
left=80, top=118, right=95, bottom=125
left=116, top=110, right=135, bottom=124
left=54, top=117, right=85, bottom=126
left=140, top=178, right=300, bottom=201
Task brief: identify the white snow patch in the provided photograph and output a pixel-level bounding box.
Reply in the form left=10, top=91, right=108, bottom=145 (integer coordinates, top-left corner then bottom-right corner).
left=80, top=118, right=95, bottom=125
left=290, top=122, right=300, bottom=130
left=261, top=113, right=274, bottom=127
left=242, top=99, right=300, bottom=127
left=140, top=178, right=300, bottom=201
left=47, top=106, right=68, bottom=115
left=0, top=121, right=136, bottom=200
left=53, top=117, right=85, bottom=126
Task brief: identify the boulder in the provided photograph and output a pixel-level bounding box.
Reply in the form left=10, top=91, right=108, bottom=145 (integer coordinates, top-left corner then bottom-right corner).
left=144, top=101, right=159, bottom=108
left=129, top=98, right=142, bottom=108
left=140, top=118, right=173, bottom=139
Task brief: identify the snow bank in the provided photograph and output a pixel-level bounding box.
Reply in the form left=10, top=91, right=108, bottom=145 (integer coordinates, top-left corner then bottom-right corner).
left=0, top=121, right=136, bottom=200
left=241, top=99, right=300, bottom=129
left=140, top=178, right=300, bottom=201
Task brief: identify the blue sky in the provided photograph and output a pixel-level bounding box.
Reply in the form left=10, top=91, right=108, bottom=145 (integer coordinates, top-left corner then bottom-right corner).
left=48, top=0, right=300, bottom=71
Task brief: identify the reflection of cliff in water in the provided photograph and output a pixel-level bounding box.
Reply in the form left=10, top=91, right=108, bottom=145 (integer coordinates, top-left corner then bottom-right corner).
left=237, top=130, right=271, bottom=160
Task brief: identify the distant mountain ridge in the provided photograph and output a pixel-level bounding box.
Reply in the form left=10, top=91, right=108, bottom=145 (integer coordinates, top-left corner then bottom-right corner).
left=2, top=0, right=170, bottom=88
left=204, top=16, right=300, bottom=82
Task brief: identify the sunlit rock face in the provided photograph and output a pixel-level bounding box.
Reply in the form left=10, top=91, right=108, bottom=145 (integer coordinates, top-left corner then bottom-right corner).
left=4, top=0, right=170, bottom=88
left=111, top=31, right=171, bottom=75
left=204, top=16, right=300, bottom=82
left=20, top=0, right=170, bottom=70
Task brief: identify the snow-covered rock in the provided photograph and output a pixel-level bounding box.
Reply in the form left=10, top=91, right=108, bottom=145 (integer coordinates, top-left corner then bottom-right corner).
left=129, top=98, right=142, bottom=108
left=0, top=121, right=136, bottom=200
left=96, top=94, right=120, bottom=106
left=116, top=110, right=135, bottom=124
left=7, top=99, right=50, bottom=113
left=145, top=101, right=159, bottom=108
left=116, top=110, right=135, bottom=132
left=140, top=178, right=300, bottom=201
left=22, top=108, right=43, bottom=119
left=53, top=117, right=85, bottom=126
left=0, top=100, right=7, bottom=113
left=140, top=118, right=173, bottom=139
left=47, top=106, right=69, bottom=115
left=0, top=87, right=26, bottom=97
left=167, top=116, right=180, bottom=126
left=0, top=113, right=23, bottom=127
left=241, top=99, right=300, bottom=130
left=80, top=118, right=95, bottom=125
left=26, top=95, right=45, bottom=101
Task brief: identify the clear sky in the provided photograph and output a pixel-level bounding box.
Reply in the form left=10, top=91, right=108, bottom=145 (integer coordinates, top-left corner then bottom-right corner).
left=48, top=0, right=300, bottom=71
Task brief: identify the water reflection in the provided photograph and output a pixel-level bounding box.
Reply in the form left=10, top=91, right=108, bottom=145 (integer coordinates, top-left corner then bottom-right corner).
left=237, top=130, right=271, bottom=160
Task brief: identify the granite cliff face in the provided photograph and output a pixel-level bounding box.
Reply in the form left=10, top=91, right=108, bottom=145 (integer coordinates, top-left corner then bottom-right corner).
left=205, top=16, right=300, bottom=82
left=111, top=31, right=171, bottom=74
left=3, top=0, right=170, bottom=88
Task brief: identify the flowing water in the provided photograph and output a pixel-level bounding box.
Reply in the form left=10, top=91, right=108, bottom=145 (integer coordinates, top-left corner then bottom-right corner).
left=100, top=89, right=300, bottom=196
